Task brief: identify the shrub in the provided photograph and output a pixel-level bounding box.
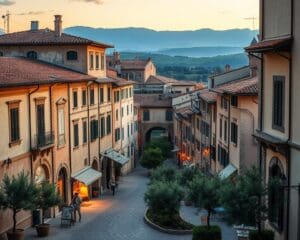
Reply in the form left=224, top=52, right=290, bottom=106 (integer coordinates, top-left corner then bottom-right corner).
left=144, top=181, right=184, bottom=216
left=140, top=147, right=164, bottom=170
left=145, top=137, right=172, bottom=159
left=150, top=165, right=178, bottom=184
left=179, top=166, right=202, bottom=187
left=249, top=230, right=275, bottom=240
left=192, top=225, right=221, bottom=240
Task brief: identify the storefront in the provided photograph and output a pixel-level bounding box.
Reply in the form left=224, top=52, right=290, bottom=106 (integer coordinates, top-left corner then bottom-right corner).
left=71, top=166, right=102, bottom=201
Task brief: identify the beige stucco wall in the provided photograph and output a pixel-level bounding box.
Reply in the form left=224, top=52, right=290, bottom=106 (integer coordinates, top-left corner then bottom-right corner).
left=263, top=53, right=290, bottom=140
left=263, top=0, right=291, bottom=40
left=144, top=61, right=156, bottom=81
left=87, top=46, right=107, bottom=78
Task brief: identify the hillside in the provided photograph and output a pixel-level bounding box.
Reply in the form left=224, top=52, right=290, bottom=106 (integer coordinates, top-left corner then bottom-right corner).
left=64, top=27, right=258, bottom=52
left=119, top=52, right=249, bottom=82
left=156, top=46, right=243, bottom=58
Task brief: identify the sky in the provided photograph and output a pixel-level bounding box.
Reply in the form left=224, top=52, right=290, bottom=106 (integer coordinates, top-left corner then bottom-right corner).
left=0, top=0, right=259, bottom=32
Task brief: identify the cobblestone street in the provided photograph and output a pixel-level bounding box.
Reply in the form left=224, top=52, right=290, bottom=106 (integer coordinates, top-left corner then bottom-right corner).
left=25, top=167, right=236, bottom=240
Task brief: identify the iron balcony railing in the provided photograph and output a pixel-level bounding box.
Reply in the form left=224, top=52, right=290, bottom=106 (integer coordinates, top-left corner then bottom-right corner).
left=33, top=131, right=55, bottom=150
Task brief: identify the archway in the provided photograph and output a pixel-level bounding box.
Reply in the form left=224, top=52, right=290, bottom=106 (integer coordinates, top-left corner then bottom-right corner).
left=57, top=167, right=68, bottom=207
left=145, top=126, right=169, bottom=143
left=91, top=159, right=100, bottom=198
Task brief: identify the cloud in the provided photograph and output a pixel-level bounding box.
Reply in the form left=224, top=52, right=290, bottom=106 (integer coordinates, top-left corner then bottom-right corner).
left=70, top=0, right=104, bottom=5
left=0, top=0, right=15, bottom=6
left=16, top=10, right=53, bottom=16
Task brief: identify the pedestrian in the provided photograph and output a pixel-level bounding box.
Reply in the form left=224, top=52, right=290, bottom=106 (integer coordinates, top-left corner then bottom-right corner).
left=110, top=179, right=116, bottom=196
left=72, top=192, right=82, bottom=222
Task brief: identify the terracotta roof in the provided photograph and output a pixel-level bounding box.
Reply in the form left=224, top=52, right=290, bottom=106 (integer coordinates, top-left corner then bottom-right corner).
left=0, top=29, right=113, bottom=48
left=175, top=106, right=194, bottom=118
left=212, top=76, right=258, bottom=95
left=121, top=59, right=149, bottom=70
left=96, top=76, right=135, bottom=87
left=245, top=36, right=292, bottom=53
left=198, top=89, right=217, bottom=103
left=0, top=57, right=96, bottom=87
left=134, top=94, right=172, bottom=108
left=146, top=75, right=196, bottom=86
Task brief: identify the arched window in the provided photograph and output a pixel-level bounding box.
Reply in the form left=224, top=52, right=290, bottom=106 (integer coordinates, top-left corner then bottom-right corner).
left=0, top=51, right=3, bottom=57
left=27, top=51, right=37, bottom=60
left=66, top=51, right=78, bottom=61
left=268, top=157, right=285, bottom=231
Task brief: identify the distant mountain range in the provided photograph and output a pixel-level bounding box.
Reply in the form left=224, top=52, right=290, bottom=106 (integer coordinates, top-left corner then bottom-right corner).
left=64, top=27, right=258, bottom=54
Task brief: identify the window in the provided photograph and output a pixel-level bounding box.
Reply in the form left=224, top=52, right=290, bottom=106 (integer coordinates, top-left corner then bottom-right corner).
left=231, top=96, right=238, bottom=107
left=101, top=54, right=105, bottom=70
left=83, top=121, right=87, bottom=144
left=131, top=123, right=133, bottom=135
left=27, top=51, right=37, bottom=59
left=106, top=115, right=111, bottom=134
left=201, top=121, right=210, bottom=137
left=90, top=119, right=98, bottom=141
left=36, top=104, right=45, bottom=139
left=116, top=109, right=119, bottom=121
left=115, top=128, right=120, bottom=142
left=95, top=53, right=100, bottom=69
left=165, top=110, right=173, bottom=121
left=90, top=88, right=95, bottom=105
left=219, top=118, right=223, bottom=138
left=231, top=122, right=238, bottom=145
left=58, top=108, right=65, bottom=146
left=121, top=89, right=124, bottom=99
left=66, top=51, right=78, bottom=60
left=9, top=105, right=20, bottom=143
left=218, top=145, right=229, bottom=166
left=186, top=88, right=190, bottom=93
left=73, top=91, right=78, bottom=108
left=82, top=89, right=87, bottom=106
left=73, top=123, right=79, bottom=147
left=0, top=51, right=3, bottom=57
left=126, top=88, right=129, bottom=98
left=100, top=116, right=105, bottom=138
left=273, top=76, right=285, bottom=130
left=221, top=96, right=228, bottom=110
left=107, top=87, right=111, bottom=102
left=114, top=91, right=120, bottom=102
left=127, top=146, right=130, bottom=157
left=131, top=104, right=133, bottom=114
left=143, top=110, right=150, bottom=121
left=196, top=118, right=200, bottom=130
left=127, top=125, right=130, bottom=138
left=121, top=107, right=124, bottom=118
left=89, top=52, right=94, bottom=69
left=129, top=87, right=132, bottom=97
left=127, top=105, right=129, bottom=115
left=121, top=128, right=124, bottom=140
left=99, top=88, right=104, bottom=104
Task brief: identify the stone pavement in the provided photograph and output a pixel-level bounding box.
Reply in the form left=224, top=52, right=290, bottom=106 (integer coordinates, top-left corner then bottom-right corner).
left=24, top=167, right=238, bottom=240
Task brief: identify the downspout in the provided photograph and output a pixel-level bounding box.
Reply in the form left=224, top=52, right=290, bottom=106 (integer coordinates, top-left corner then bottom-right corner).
left=87, top=83, right=91, bottom=166
left=227, top=95, right=231, bottom=166
left=67, top=83, right=72, bottom=201
left=97, top=83, right=101, bottom=164
left=28, top=85, right=40, bottom=180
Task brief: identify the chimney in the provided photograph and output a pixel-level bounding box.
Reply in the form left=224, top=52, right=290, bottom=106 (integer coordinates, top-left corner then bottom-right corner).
left=54, top=15, right=62, bottom=37
left=30, top=21, right=39, bottom=31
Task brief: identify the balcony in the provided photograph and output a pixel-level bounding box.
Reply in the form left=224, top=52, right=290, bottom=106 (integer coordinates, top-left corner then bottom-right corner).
left=32, top=131, right=55, bottom=151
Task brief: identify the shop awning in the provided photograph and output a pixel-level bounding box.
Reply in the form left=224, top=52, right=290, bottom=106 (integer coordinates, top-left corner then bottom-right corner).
left=71, top=167, right=102, bottom=186
left=218, top=163, right=237, bottom=180
left=171, top=146, right=179, bottom=152
left=101, top=148, right=130, bottom=165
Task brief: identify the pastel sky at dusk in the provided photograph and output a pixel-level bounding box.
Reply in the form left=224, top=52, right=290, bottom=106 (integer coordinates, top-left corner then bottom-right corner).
left=0, top=0, right=259, bottom=32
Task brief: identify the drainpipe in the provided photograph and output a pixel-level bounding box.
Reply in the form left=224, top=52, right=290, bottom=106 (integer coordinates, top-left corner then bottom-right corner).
left=97, top=83, right=101, bottom=164
left=28, top=85, right=40, bottom=180
left=87, top=83, right=91, bottom=166
left=67, top=83, right=72, bottom=202
left=227, top=95, right=231, bottom=167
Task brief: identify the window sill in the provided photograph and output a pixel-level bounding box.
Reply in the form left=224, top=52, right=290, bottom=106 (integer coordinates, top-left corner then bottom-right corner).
left=72, top=107, right=78, bottom=110
left=9, top=139, right=22, bottom=148
left=73, top=146, right=79, bottom=150
left=82, top=143, right=87, bottom=147
left=57, top=144, right=66, bottom=149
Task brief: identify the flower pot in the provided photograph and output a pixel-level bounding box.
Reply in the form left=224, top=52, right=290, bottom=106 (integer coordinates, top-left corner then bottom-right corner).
left=36, top=224, right=50, bottom=237
left=6, top=229, right=24, bottom=240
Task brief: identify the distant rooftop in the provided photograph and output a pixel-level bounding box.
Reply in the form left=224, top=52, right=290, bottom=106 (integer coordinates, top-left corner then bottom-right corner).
left=134, top=94, right=173, bottom=108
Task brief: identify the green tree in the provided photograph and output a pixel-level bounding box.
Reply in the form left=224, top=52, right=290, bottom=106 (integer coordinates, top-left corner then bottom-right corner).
left=188, top=175, right=221, bottom=227
left=2, top=171, right=38, bottom=232
left=35, top=182, right=61, bottom=224
left=179, top=166, right=202, bottom=187
left=140, top=147, right=164, bottom=170
left=145, top=137, right=172, bottom=159
left=144, top=181, right=184, bottom=217
left=220, top=167, right=274, bottom=234
left=150, top=165, right=178, bottom=184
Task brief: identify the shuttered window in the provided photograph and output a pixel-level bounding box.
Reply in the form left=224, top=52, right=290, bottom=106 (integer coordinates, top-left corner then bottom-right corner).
left=107, top=87, right=111, bottom=102
left=219, top=118, right=223, bottom=138
left=100, top=116, right=105, bottom=138
left=231, top=96, right=238, bottom=107
left=73, top=123, right=79, bottom=147
left=231, top=122, right=238, bottom=145
left=10, top=108, right=20, bottom=142
left=73, top=91, right=78, bottom=108
left=90, top=119, right=98, bottom=141
left=99, top=88, right=104, bottom=103
left=90, top=88, right=95, bottom=105
left=115, top=128, right=120, bottom=142
left=83, top=121, right=87, bottom=144
left=143, top=110, right=150, bottom=121
left=82, top=89, right=87, bottom=106
left=107, top=115, right=111, bottom=135
left=273, top=76, right=285, bottom=131
left=166, top=110, right=173, bottom=121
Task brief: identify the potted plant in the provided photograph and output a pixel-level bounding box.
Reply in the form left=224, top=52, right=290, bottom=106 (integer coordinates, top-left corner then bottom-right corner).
left=1, top=171, right=38, bottom=240
left=35, top=182, right=61, bottom=237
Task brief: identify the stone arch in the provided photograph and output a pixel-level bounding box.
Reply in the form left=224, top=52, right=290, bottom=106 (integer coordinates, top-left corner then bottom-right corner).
left=57, top=165, right=69, bottom=205
left=145, top=126, right=169, bottom=143
left=269, top=156, right=286, bottom=180
left=34, top=164, right=50, bottom=185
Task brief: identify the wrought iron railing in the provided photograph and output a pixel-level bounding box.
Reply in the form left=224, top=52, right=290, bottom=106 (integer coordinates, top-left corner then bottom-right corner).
left=33, top=131, right=55, bottom=149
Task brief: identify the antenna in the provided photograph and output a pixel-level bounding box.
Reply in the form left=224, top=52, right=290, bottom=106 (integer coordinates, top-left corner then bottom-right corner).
left=244, top=17, right=257, bottom=30
left=2, top=11, right=10, bottom=33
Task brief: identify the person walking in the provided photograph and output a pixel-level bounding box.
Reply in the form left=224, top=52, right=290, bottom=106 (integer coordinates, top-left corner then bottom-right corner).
left=110, top=179, right=116, bottom=196
left=72, top=192, right=82, bottom=222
